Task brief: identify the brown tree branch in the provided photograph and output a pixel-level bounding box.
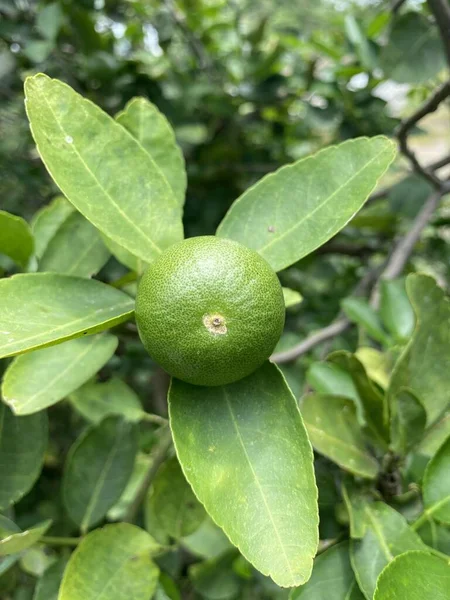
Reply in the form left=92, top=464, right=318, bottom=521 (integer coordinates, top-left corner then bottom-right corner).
left=427, top=0, right=450, bottom=67
left=396, top=80, right=450, bottom=188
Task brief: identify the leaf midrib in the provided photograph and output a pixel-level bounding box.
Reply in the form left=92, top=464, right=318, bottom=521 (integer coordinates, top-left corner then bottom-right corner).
left=258, top=144, right=390, bottom=256
left=223, top=388, right=295, bottom=581
left=36, top=83, right=163, bottom=257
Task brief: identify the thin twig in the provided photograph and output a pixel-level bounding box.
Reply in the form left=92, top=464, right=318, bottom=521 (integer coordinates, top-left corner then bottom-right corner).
left=140, top=412, right=169, bottom=426
left=124, top=427, right=172, bottom=523
left=392, top=0, right=407, bottom=13
left=427, top=0, right=450, bottom=67
left=271, top=318, right=351, bottom=364
left=396, top=80, right=450, bottom=188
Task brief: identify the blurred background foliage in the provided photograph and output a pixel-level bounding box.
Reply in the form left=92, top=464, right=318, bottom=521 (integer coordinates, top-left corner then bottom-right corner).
left=0, top=1, right=449, bottom=597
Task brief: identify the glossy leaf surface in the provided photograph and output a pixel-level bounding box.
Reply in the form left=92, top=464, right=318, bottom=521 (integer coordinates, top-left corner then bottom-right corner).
left=169, top=362, right=318, bottom=588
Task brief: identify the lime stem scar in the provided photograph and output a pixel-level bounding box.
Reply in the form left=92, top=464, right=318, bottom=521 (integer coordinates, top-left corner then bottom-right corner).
left=203, top=313, right=227, bottom=335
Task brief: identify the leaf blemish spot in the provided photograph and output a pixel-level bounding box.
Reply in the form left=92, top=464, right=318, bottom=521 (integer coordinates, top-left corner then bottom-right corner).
left=268, top=225, right=275, bottom=233
left=65, top=135, right=73, bottom=144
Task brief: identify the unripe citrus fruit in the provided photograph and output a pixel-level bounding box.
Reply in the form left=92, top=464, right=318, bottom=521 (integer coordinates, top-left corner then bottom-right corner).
left=135, top=236, right=285, bottom=387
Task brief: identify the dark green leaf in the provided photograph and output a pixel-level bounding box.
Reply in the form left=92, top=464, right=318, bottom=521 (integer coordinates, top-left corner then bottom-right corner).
left=31, top=196, right=74, bottom=261
left=341, top=297, right=391, bottom=345
left=0, top=273, right=134, bottom=358
left=33, top=557, right=67, bottom=600
left=290, top=541, right=364, bottom=599
left=0, top=403, right=47, bottom=509
left=189, top=551, right=241, bottom=600
left=388, top=274, right=450, bottom=424
left=421, top=436, right=450, bottom=525
left=2, top=335, right=117, bottom=415
left=380, top=13, right=446, bottom=83
left=0, top=210, right=34, bottom=268
left=390, top=388, right=426, bottom=455
left=63, top=416, right=138, bottom=532
left=169, top=362, right=318, bottom=588
left=25, top=74, right=183, bottom=264
left=217, top=137, right=396, bottom=272
left=148, top=456, right=205, bottom=539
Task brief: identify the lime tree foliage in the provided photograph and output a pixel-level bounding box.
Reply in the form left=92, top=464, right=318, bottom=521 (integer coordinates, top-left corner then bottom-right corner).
left=1, top=1, right=450, bottom=599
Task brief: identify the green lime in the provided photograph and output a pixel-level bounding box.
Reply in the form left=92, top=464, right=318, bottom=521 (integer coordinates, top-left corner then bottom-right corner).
left=135, top=236, right=285, bottom=386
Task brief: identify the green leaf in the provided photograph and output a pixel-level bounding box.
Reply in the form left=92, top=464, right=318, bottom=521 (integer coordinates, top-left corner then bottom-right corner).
left=354, top=347, right=390, bottom=390
left=108, top=453, right=151, bottom=521
left=189, top=550, right=241, bottom=600
left=59, top=523, right=159, bottom=600
left=380, top=13, right=446, bottom=84
left=306, top=362, right=360, bottom=404
left=147, top=456, right=205, bottom=540
left=417, top=519, right=450, bottom=555
left=282, top=287, right=303, bottom=309
left=216, top=136, right=396, bottom=272
left=0, top=520, right=51, bottom=556
left=0, top=273, right=134, bottom=358
left=290, top=541, right=364, bottom=599
left=380, top=278, right=414, bottom=342
left=31, top=196, right=74, bottom=261
left=345, top=15, right=376, bottom=70
left=416, top=411, right=450, bottom=459
left=350, top=502, right=426, bottom=600
left=301, top=394, right=379, bottom=479
left=342, top=480, right=372, bottom=539
left=388, top=274, right=450, bottom=424
left=101, top=234, right=147, bottom=275
left=63, top=416, right=138, bottom=532
left=116, top=97, right=187, bottom=207
left=374, top=551, right=450, bottom=600
left=0, top=403, right=48, bottom=509
left=341, top=297, right=391, bottom=345
left=25, top=74, right=183, bottom=264
left=0, top=210, right=34, bottom=268
left=33, top=557, right=67, bottom=600
left=181, top=518, right=233, bottom=560
left=36, top=2, right=64, bottom=40
left=69, top=377, right=143, bottom=424
left=39, top=212, right=110, bottom=277
left=329, top=351, right=389, bottom=448
left=169, top=362, right=318, bottom=588
left=390, top=388, right=426, bottom=456
left=2, top=335, right=117, bottom=416
left=421, top=436, right=450, bottom=525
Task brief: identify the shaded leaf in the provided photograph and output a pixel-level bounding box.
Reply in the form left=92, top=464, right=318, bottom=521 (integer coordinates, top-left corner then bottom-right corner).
left=341, top=297, right=391, bottom=345
left=31, top=196, right=74, bottom=261
left=39, top=212, right=110, bottom=277
left=169, top=362, right=318, bottom=588
left=33, top=557, right=67, bottom=600
left=380, top=278, right=414, bottom=342
left=374, top=551, right=450, bottom=600
left=290, top=541, right=364, bottom=599
left=116, top=97, right=187, bottom=207
left=329, top=351, right=389, bottom=448
left=25, top=74, right=183, bottom=264
left=189, top=550, right=241, bottom=600
left=101, top=234, right=147, bottom=275
left=301, top=394, right=379, bottom=479
left=69, top=377, right=143, bottom=424
left=59, top=523, right=159, bottom=600
left=108, top=453, right=151, bottom=521
left=354, top=347, right=390, bottom=390
left=342, top=479, right=371, bottom=539
left=388, top=274, right=450, bottom=424
left=0, top=520, right=51, bottom=557
left=416, top=411, right=450, bottom=459
left=417, top=518, right=450, bottom=555
left=217, top=136, right=396, bottom=272
left=0, top=210, right=34, bottom=268
left=147, top=456, right=205, bottom=540
left=380, top=13, right=446, bottom=83
left=181, top=518, right=233, bottom=560
left=390, top=388, right=426, bottom=456
left=351, top=502, right=426, bottom=600
left=421, top=436, right=450, bottom=525
left=63, top=416, right=138, bottom=532
left=306, top=362, right=359, bottom=404
left=0, top=403, right=48, bottom=509
left=2, top=335, right=117, bottom=415
left=0, top=273, right=134, bottom=358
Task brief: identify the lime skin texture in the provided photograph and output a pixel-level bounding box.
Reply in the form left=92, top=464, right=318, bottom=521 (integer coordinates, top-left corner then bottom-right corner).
left=135, top=236, right=285, bottom=387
